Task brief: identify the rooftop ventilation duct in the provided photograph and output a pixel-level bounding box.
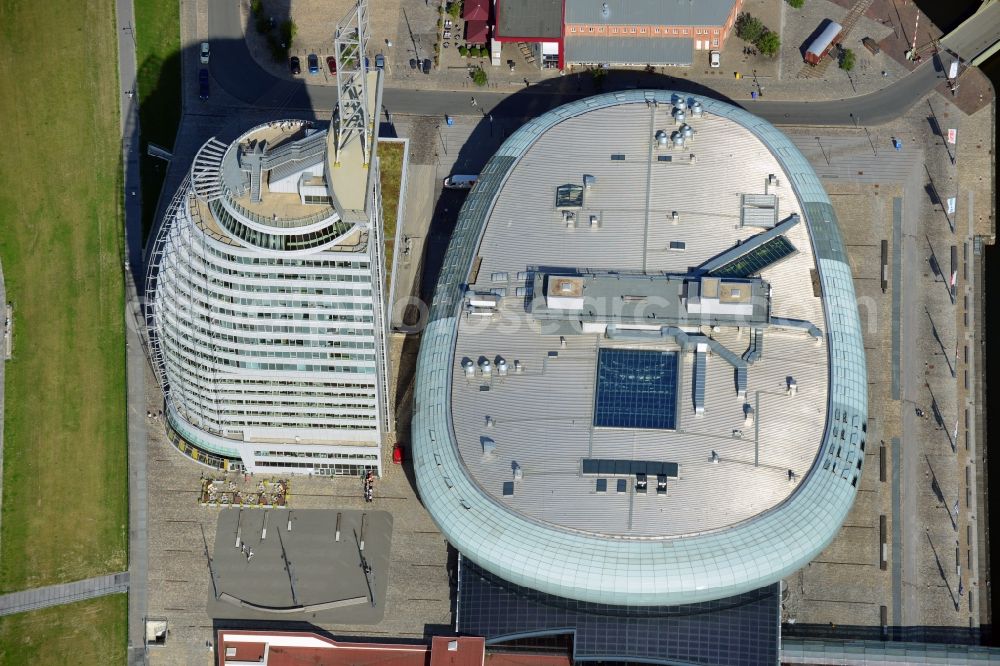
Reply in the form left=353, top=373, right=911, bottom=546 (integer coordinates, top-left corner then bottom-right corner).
left=496, top=358, right=508, bottom=376
left=673, top=109, right=686, bottom=125
left=583, top=174, right=596, bottom=189
left=479, top=358, right=492, bottom=376
left=672, top=132, right=686, bottom=148
left=691, top=101, right=704, bottom=117
left=680, top=124, right=695, bottom=139
left=655, top=129, right=669, bottom=147
left=462, top=358, right=475, bottom=378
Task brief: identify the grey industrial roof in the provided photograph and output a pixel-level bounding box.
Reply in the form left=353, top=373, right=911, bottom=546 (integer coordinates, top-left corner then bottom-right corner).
left=412, top=90, right=868, bottom=607
left=565, top=0, right=736, bottom=26
left=496, top=0, right=563, bottom=40
left=565, top=35, right=693, bottom=66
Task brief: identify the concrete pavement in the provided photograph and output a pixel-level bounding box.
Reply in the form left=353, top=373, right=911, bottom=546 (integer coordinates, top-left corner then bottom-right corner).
left=113, top=0, right=150, bottom=662
left=0, top=573, right=129, bottom=617
left=942, top=0, right=1000, bottom=64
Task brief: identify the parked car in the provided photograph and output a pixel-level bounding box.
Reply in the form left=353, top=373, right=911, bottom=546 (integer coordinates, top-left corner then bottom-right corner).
left=307, top=53, right=319, bottom=74
left=198, top=68, right=209, bottom=101
left=289, top=56, right=301, bottom=75
left=392, top=443, right=405, bottom=464
left=326, top=55, right=337, bottom=74
left=443, top=174, right=478, bottom=189
left=422, top=58, right=432, bottom=74
left=374, top=53, right=385, bottom=70
left=199, top=41, right=210, bottom=64
left=710, top=50, right=720, bottom=68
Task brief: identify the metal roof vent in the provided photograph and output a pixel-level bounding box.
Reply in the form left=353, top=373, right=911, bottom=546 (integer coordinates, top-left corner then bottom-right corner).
left=672, top=132, right=686, bottom=148
left=481, top=437, right=496, bottom=454
left=691, top=101, right=704, bottom=117
left=680, top=124, right=695, bottom=139
left=514, top=360, right=524, bottom=373
left=601, top=2, right=609, bottom=18
left=462, top=358, right=475, bottom=378
left=583, top=174, right=596, bottom=189
left=673, top=108, right=686, bottom=124
left=512, top=463, right=523, bottom=480
left=711, top=450, right=720, bottom=464
left=655, top=129, right=669, bottom=147
left=479, top=358, right=492, bottom=375
left=743, top=403, right=755, bottom=426
left=496, top=358, right=508, bottom=376
left=786, top=377, right=798, bottom=396
left=674, top=97, right=688, bottom=111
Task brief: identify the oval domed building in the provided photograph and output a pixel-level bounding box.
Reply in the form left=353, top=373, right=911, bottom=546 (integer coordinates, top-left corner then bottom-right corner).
left=412, top=91, right=867, bottom=664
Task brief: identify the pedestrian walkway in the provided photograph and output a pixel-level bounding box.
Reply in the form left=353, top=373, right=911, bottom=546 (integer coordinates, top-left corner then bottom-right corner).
left=0, top=572, right=129, bottom=617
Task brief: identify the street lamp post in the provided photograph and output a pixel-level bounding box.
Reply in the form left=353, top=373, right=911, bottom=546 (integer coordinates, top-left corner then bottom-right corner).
left=436, top=124, right=448, bottom=155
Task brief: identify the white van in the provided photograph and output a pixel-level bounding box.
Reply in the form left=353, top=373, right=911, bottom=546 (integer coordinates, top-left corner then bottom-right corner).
left=443, top=174, right=478, bottom=190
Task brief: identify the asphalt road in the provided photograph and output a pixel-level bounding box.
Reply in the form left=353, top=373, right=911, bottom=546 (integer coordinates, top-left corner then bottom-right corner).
left=207, top=0, right=967, bottom=127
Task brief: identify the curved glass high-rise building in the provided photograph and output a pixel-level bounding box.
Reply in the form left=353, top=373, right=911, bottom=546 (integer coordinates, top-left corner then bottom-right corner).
left=147, top=72, right=389, bottom=476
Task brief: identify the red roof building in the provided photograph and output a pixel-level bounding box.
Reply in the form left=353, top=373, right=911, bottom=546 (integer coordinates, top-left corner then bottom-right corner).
left=216, top=631, right=485, bottom=666
left=462, top=0, right=489, bottom=22
left=465, top=20, right=490, bottom=45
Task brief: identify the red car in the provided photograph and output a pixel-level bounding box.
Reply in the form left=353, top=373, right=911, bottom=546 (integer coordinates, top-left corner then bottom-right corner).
left=392, top=443, right=405, bottom=464
left=326, top=56, right=337, bottom=74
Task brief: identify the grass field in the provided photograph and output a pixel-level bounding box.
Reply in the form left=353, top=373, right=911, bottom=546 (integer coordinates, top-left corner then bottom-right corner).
left=379, top=141, right=406, bottom=296
left=0, top=595, right=127, bottom=664
left=134, top=0, right=181, bottom=240
left=0, top=0, right=127, bottom=594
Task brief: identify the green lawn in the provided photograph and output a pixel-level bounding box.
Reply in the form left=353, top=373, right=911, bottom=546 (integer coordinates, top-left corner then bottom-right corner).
left=0, top=595, right=127, bottom=665
left=134, top=0, right=181, bottom=240
left=0, top=0, right=127, bottom=594
left=378, top=140, right=406, bottom=296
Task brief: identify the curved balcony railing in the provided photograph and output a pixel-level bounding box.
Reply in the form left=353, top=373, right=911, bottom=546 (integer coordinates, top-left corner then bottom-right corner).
left=210, top=199, right=355, bottom=253
left=225, top=196, right=337, bottom=230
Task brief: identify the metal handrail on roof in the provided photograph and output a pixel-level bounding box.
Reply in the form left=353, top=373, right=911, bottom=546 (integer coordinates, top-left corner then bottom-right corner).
left=225, top=197, right=338, bottom=230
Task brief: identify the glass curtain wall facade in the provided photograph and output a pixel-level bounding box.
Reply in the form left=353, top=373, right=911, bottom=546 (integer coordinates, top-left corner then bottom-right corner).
left=148, top=123, right=389, bottom=476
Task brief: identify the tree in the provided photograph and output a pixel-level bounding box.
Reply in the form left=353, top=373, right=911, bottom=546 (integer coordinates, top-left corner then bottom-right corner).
left=447, top=2, right=462, bottom=18
left=471, top=66, right=488, bottom=86
left=478, top=46, right=489, bottom=58
left=458, top=44, right=469, bottom=57
left=786, top=0, right=804, bottom=8
left=839, top=47, right=856, bottom=71
left=280, top=19, right=297, bottom=48
left=757, top=30, right=780, bottom=57
left=735, top=13, right=765, bottom=44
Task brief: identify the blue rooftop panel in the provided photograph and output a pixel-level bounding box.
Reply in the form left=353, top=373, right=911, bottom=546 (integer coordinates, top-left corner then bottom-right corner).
left=594, top=349, right=678, bottom=430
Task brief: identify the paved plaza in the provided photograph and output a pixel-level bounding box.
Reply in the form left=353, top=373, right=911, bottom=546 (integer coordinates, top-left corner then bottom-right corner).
left=209, top=509, right=391, bottom=623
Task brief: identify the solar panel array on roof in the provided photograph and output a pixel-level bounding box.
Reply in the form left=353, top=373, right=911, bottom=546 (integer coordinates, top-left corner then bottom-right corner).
left=709, top=235, right=797, bottom=278
left=457, top=557, right=780, bottom=666
left=593, top=349, right=678, bottom=430
left=581, top=459, right=679, bottom=478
